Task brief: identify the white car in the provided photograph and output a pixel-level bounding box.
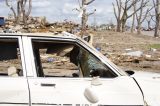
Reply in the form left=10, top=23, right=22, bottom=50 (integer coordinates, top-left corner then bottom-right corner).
left=0, top=32, right=159, bottom=106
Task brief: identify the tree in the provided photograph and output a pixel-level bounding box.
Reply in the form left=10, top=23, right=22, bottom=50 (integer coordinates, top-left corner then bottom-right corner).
left=75, top=0, right=96, bottom=37
left=5, top=0, right=32, bottom=25
left=113, top=0, right=147, bottom=32
left=145, top=12, right=155, bottom=30
left=135, top=0, right=151, bottom=34
left=131, top=0, right=136, bottom=33
left=112, top=0, right=122, bottom=32
left=153, top=0, right=160, bottom=37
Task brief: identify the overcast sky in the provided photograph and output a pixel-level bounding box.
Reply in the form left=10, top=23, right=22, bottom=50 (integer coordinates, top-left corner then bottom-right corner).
left=0, top=0, right=116, bottom=25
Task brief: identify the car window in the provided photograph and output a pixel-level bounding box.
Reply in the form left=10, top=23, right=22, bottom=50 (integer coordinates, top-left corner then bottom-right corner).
left=32, top=39, right=116, bottom=78
left=0, top=38, right=23, bottom=77
left=78, top=47, right=117, bottom=78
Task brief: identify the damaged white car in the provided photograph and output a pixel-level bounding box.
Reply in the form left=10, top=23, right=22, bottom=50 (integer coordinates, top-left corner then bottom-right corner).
left=0, top=32, right=159, bottom=106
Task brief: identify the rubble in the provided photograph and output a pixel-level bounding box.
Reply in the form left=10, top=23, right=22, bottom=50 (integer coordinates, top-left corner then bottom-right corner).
left=106, top=50, right=160, bottom=71
left=125, top=48, right=132, bottom=51
left=123, top=51, right=143, bottom=57
left=145, top=55, right=151, bottom=58
left=150, top=48, right=157, bottom=52
left=0, top=16, right=160, bottom=72
left=0, top=28, right=3, bottom=33
left=0, top=16, right=80, bottom=34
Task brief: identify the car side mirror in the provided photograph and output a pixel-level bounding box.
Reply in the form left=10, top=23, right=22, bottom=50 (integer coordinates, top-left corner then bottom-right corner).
left=84, top=87, right=99, bottom=103
left=125, top=70, right=135, bottom=76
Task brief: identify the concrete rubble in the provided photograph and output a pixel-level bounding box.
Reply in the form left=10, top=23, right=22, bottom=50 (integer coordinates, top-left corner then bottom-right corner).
left=0, top=16, right=80, bottom=34
left=105, top=49, right=160, bottom=71
left=123, top=51, right=143, bottom=57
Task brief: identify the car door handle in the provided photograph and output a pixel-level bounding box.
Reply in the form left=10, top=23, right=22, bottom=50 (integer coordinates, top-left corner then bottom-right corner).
left=41, top=83, right=56, bottom=87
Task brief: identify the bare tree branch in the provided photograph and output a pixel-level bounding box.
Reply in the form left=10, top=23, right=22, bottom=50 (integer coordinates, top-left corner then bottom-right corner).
left=5, top=0, right=17, bottom=19
left=87, top=9, right=96, bottom=16
left=151, top=15, right=156, bottom=23
left=113, top=0, right=150, bottom=32
left=26, top=0, right=32, bottom=17
left=112, top=3, right=118, bottom=20
left=127, top=0, right=148, bottom=19
left=141, top=7, right=154, bottom=24
left=126, top=0, right=140, bottom=10
left=84, top=0, right=95, bottom=5
left=72, top=8, right=80, bottom=12
left=117, top=0, right=122, bottom=20
left=5, top=0, right=32, bottom=25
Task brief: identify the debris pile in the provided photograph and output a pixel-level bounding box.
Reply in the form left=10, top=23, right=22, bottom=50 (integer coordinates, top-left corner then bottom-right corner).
left=104, top=48, right=160, bottom=71
left=0, top=16, right=80, bottom=33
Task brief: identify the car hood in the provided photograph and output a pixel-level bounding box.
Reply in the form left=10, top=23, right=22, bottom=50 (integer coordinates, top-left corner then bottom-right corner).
left=132, top=71, right=160, bottom=106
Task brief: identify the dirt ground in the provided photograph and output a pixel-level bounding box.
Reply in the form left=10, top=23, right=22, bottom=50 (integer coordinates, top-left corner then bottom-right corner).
left=93, top=31, right=160, bottom=73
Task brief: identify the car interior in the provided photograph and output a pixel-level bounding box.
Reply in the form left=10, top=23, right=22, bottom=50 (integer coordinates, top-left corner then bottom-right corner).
left=0, top=38, right=23, bottom=77
left=32, top=40, right=117, bottom=78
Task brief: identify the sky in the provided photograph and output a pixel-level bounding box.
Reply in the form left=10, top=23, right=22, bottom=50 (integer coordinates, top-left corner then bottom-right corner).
left=0, top=0, right=115, bottom=25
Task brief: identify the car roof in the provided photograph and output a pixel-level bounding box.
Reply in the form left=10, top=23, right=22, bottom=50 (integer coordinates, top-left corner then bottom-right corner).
left=0, top=32, right=78, bottom=39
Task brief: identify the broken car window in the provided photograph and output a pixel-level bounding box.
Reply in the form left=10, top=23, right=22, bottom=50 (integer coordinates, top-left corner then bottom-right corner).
left=32, top=40, right=79, bottom=77
left=78, top=47, right=117, bottom=78
left=32, top=39, right=116, bottom=78
left=0, top=38, right=23, bottom=77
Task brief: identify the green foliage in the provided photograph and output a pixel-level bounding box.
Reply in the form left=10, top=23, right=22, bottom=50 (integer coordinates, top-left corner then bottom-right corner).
left=149, top=44, right=160, bottom=49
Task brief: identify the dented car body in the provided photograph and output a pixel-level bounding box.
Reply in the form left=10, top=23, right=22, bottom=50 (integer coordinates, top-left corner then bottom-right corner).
left=0, top=32, right=159, bottom=106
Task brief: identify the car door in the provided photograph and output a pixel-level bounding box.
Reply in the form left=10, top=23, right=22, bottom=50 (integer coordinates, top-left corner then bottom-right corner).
left=26, top=36, right=144, bottom=106
left=0, top=36, right=29, bottom=106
